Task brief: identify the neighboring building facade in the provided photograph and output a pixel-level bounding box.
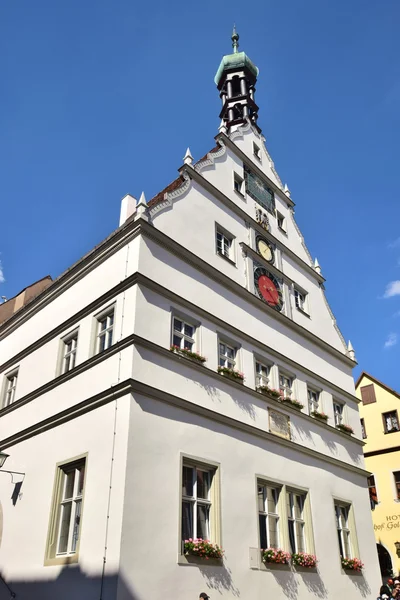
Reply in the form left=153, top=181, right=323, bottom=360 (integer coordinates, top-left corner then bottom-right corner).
left=0, top=32, right=380, bottom=599
left=357, top=371, right=400, bottom=579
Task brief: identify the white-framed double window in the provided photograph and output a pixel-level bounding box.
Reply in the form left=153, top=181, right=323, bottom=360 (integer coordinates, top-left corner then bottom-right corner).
left=383, top=410, right=399, bottom=434
left=333, top=401, right=344, bottom=427
left=181, top=462, right=215, bottom=544
left=287, top=490, right=307, bottom=553
left=258, top=482, right=280, bottom=549
left=308, top=387, right=320, bottom=412
left=172, top=317, right=196, bottom=351
left=96, top=308, right=115, bottom=353
left=2, top=368, right=19, bottom=407
left=62, top=331, right=78, bottom=374
left=219, top=341, right=236, bottom=369
left=216, top=226, right=234, bottom=262
left=279, top=372, right=293, bottom=399
left=335, top=502, right=351, bottom=559
left=45, top=455, right=87, bottom=564
left=294, top=288, right=307, bottom=312
left=255, top=361, right=270, bottom=388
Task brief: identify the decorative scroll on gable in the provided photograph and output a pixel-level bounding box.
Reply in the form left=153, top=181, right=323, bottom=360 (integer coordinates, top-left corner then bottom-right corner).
left=194, top=141, right=227, bottom=173
left=148, top=172, right=192, bottom=218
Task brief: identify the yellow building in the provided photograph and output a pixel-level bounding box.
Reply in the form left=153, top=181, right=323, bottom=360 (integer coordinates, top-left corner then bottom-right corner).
left=356, top=371, right=400, bottom=579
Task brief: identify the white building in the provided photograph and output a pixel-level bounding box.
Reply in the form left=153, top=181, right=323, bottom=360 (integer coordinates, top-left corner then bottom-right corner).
left=0, top=30, right=380, bottom=600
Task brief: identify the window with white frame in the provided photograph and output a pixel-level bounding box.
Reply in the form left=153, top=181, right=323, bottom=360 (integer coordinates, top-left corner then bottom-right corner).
left=333, top=401, right=344, bottom=427
left=360, top=418, right=367, bottom=439
left=216, top=227, right=234, bottom=261
left=258, top=482, right=280, bottom=549
left=233, top=172, right=244, bottom=195
left=294, top=288, right=307, bottom=312
left=277, top=212, right=286, bottom=232
left=3, top=369, right=18, bottom=407
left=219, top=341, right=236, bottom=369
left=335, top=502, right=352, bottom=559
left=279, top=372, right=293, bottom=399
left=172, top=317, right=196, bottom=351
left=255, top=361, right=270, bottom=388
left=181, top=462, right=214, bottom=545
left=308, top=387, right=320, bottom=413
left=253, top=142, right=261, bottom=160
left=62, top=332, right=78, bottom=374
left=96, top=308, right=114, bottom=353
left=287, top=490, right=306, bottom=553
left=367, top=475, right=378, bottom=509
left=383, top=410, right=399, bottom=434
left=45, top=457, right=86, bottom=563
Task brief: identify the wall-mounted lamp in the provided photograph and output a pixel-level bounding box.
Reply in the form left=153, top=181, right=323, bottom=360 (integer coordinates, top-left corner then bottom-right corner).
left=0, top=451, right=25, bottom=479
left=395, top=541, right=400, bottom=557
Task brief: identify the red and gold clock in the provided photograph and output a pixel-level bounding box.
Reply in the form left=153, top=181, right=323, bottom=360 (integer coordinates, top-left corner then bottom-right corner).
left=254, top=267, right=283, bottom=311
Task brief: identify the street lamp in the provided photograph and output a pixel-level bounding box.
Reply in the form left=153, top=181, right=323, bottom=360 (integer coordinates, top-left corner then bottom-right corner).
left=395, top=541, right=400, bottom=557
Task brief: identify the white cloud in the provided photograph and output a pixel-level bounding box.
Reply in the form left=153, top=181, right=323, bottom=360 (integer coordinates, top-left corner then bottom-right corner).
left=384, top=333, right=398, bottom=349
left=0, top=261, right=4, bottom=284
left=383, top=281, right=400, bottom=298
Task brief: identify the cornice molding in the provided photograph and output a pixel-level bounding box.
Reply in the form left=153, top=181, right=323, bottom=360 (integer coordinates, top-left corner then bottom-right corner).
left=149, top=171, right=192, bottom=218
left=0, top=374, right=368, bottom=478
left=195, top=140, right=227, bottom=173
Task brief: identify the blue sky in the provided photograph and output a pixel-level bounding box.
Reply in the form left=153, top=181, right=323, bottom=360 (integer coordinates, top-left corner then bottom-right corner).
left=1, top=0, right=400, bottom=387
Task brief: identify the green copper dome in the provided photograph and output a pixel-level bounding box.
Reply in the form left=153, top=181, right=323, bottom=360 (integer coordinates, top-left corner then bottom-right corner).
left=214, top=27, right=259, bottom=87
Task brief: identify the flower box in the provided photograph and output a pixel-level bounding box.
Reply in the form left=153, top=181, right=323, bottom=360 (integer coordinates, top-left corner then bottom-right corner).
left=291, top=552, right=318, bottom=568
left=217, top=366, right=245, bottom=382
left=336, top=423, right=354, bottom=435
left=170, top=345, right=206, bottom=364
left=257, top=386, right=281, bottom=399
left=184, top=538, right=224, bottom=560
left=262, top=548, right=291, bottom=565
left=282, top=398, right=304, bottom=411
left=311, top=411, right=328, bottom=422
left=341, top=557, right=363, bottom=572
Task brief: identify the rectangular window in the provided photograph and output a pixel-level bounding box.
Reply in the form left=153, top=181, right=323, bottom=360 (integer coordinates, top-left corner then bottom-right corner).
left=335, top=502, right=352, bottom=559
left=258, top=482, right=280, bottom=549
left=287, top=491, right=306, bottom=553
left=45, top=456, right=86, bottom=564
left=383, top=410, right=399, bottom=434
left=172, top=317, right=196, bottom=351
left=360, top=418, right=367, bottom=439
left=393, top=472, right=400, bottom=501
left=367, top=475, right=378, bottom=509
left=233, top=172, right=244, bottom=195
left=216, top=227, right=234, bottom=261
left=277, top=212, right=286, bottom=232
left=96, top=309, right=114, bottom=353
left=253, top=143, right=261, bottom=160
left=294, top=288, right=307, bottom=312
left=255, top=361, right=270, bottom=388
left=360, top=384, right=376, bottom=405
left=333, top=401, right=344, bottom=427
left=181, top=461, right=219, bottom=548
left=219, top=342, right=236, bottom=369
left=2, top=369, right=19, bottom=407
left=62, top=332, right=78, bottom=374
left=279, top=372, right=293, bottom=399
left=308, top=388, right=320, bottom=413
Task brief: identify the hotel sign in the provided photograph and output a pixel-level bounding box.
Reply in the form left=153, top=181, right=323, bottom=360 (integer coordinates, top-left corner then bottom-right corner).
left=375, top=515, right=400, bottom=531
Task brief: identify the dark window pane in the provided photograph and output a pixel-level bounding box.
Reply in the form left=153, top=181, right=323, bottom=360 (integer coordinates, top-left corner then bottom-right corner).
left=182, top=501, right=193, bottom=541
left=288, top=520, right=295, bottom=553
left=197, top=504, right=209, bottom=539
left=182, top=466, right=193, bottom=497
left=197, top=470, right=210, bottom=499
left=259, top=514, right=268, bottom=549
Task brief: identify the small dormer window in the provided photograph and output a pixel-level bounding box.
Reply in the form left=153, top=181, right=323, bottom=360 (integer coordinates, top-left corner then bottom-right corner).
left=233, top=172, right=244, bottom=196
left=277, top=212, right=286, bottom=232
left=253, top=143, right=261, bottom=160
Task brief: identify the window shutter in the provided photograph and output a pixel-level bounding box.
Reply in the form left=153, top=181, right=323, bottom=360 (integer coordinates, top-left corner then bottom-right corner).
left=360, top=384, right=376, bottom=405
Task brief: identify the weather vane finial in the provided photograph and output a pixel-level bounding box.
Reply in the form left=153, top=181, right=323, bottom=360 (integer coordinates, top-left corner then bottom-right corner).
left=232, top=24, right=239, bottom=53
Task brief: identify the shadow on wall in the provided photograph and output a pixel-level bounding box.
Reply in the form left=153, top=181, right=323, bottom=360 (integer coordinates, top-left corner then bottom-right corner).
left=0, top=565, right=137, bottom=600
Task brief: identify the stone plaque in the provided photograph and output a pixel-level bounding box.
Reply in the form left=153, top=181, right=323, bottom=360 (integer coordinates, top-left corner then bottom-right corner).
left=269, top=409, right=291, bottom=440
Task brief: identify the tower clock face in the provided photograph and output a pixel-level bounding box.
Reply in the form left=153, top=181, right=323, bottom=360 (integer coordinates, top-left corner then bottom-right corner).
left=256, top=236, right=274, bottom=263
left=254, top=267, right=283, bottom=311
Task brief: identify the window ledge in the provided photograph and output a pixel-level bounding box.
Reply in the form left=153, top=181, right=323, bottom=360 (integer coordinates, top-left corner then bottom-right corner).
left=261, top=561, right=291, bottom=571
left=293, top=565, right=318, bottom=573
left=216, top=251, right=237, bottom=267
left=295, top=307, right=310, bottom=319
left=178, top=554, right=223, bottom=567
left=44, top=554, right=79, bottom=567
left=234, top=189, right=245, bottom=200
left=278, top=226, right=287, bottom=236
left=341, top=568, right=363, bottom=576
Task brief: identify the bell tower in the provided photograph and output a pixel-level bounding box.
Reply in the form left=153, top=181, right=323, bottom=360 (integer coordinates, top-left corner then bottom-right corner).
left=214, top=27, right=260, bottom=131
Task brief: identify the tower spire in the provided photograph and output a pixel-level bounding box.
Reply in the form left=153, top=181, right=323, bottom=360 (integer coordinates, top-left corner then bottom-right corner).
left=232, top=25, right=239, bottom=53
